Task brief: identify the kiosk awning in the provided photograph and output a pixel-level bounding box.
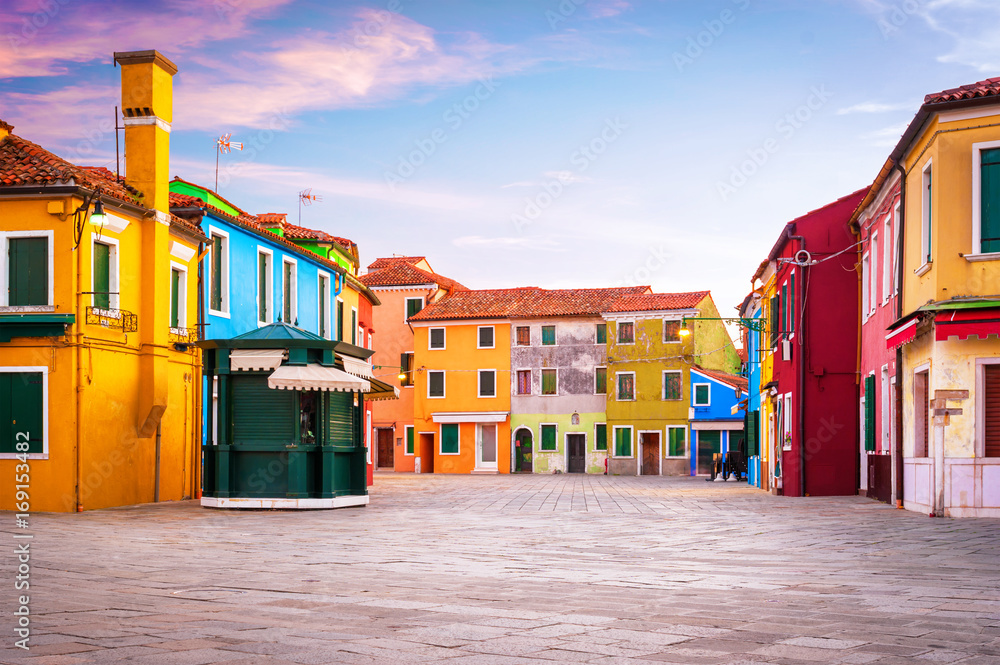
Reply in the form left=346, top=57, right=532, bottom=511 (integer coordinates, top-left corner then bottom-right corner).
left=338, top=353, right=374, bottom=379
left=366, top=377, right=400, bottom=401
left=231, top=349, right=286, bottom=371
left=268, top=364, right=370, bottom=392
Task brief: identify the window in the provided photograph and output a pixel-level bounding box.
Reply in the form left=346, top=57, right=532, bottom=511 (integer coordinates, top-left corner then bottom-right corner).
left=983, top=363, right=1000, bottom=457
left=595, top=423, right=607, bottom=451
left=595, top=367, right=607, bottom=395
left=0, top=368, right=46, bottom=456
left=478, top=370, right=496, bottom=398
left=440, top=423, right=459, bottom=454
left=428, top=370, right=445, bottom=398
left=596, top=323, right=607, bottom=344
left=789, top=271, right=795, bottom=333
left=516, top=370, right=531, bottom=395
left=667, top=426, right=686, bottom=457
left=516, top=326, right=530, bottom=346
left=429, top=328, right=445, bottom=350
left=351, top=307, right=357, bottom=345
left=613, top=426, right=632, bottom=457
left=92, top=238, right=119, bottom=311
left=318, top=273, right=331, bottom=339
left=921, top=161, right=933, bottom=265
left=870, top=233, right=878, bottom=314
left=540, top=424, right=557, bottom=451
left=693, top=383, right=710, bottom=406
left=405, top=297, right=423, bottom=320
left=914, top=369, right=929, bottom=457
left=780, top=282, right=787, bottom=334
left=5, top=233, right=52, bottom=307
left=208, top=230, right=229, bottom=314
left=864, top=374, right=876, bottom=452
left=169, top=264, right=187, bottom=329
left=281, top=259, right=297, bottom=324
left=861, top=252, right=870, bottom=318
left=976, top=145, right=1000, bottom=254
left=892, top=203, right=901, bottom=293
left=478, top=326, right=495, bottom=349
left=617, top=372, right=635, bottom=401
left=336, top=298, right=344, bottom=341
left=783, top=393, right=792, bottom=449
left=882, top=219, right=892, bottom=303
left=541, top=325, right=556, bottom=346
left=663, top=371, right=682, bottom=401
left=617, top=321, right=634, bottom=344
left=663, top=320, right=681, bottom=342
left=541, top=369, right=557, bottom=395
left=769, top=295, right=780, bottom=347
left=257, top=249, right=273, bottom=324
left=399, top=352, right=414, bottom=387
left=405, top=425, right=414, bottom=455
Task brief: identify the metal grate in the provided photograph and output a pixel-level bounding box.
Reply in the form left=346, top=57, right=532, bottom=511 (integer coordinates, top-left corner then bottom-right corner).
left=168, top=327, right=201, bottom=344
left=86, top=306, right=138, bottom=332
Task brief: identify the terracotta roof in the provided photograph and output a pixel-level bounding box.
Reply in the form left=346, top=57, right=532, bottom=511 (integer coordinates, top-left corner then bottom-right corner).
left=367, top=256, right=425, bottom=271
left=693, top=365, right=749, bottom=393
left=257, top=212, right=287, bottom=227
left=606, top=291, right=709, bottom=314
left=0, top=120, right=13, bottom=132
left=736, top=347, right=748, bottom=364
left=409, top=286, right=651, bottom=322
left=925, top=77, right=1000, bottom=105
left=0, top=133, right=142, bottom=205
left=359, top=261, right=467, bottom=292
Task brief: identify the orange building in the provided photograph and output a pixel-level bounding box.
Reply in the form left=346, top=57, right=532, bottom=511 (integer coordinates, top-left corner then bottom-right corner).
left=359, top=257, right=466, bottom=472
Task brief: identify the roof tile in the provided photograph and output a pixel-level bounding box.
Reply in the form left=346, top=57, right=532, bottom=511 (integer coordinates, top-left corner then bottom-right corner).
left=925, top=77, right=1000, bottom=105
left=409, top=286, right=657, bottom=322
left=359, top=261, right=467, bottom=292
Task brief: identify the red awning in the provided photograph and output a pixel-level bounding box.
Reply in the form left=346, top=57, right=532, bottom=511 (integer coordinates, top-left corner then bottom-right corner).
left=935, top=309, right=1000, bottom=341
left=886, top=317, right=919, bottom=350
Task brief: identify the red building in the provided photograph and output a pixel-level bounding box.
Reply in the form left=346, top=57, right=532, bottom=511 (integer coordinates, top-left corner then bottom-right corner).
left=360, top=295, right=375, bottom=486
left=765, top=189, right=868, bottom=496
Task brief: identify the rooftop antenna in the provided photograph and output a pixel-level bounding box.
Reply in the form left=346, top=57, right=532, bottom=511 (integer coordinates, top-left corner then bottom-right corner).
left=215, top=133, right=243, bottom=193
left=298, top=188, right=322, bottom=224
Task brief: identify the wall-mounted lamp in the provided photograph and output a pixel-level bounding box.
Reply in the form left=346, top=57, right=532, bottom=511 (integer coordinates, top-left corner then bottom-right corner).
left=72, top=188, right=106, bottom=249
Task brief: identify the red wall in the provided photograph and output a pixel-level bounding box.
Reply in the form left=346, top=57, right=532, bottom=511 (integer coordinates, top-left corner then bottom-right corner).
left=360, top=295, right=375, bottom=487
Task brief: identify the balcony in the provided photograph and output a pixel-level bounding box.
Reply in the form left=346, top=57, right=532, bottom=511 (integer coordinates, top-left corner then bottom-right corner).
left=168, top=327, right=201, bottom=345
left=86, top=306, right=138, bottom=333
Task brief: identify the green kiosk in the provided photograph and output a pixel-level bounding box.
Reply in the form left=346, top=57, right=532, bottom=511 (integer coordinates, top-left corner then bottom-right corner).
left=198, top=322, right=398, bottom=509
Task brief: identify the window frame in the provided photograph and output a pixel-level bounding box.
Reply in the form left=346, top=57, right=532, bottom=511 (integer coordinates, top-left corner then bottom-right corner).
left=0, top=366, right=49, bottom=459
left=399, top=352, right=414, bottom=387
left=541, top=325, right=556, bottom=346
left=595, top=323, right=607, bottom=345
left=920, top=159, right=933, bottom=269
left=616, top=320, right=635, bottom=345
left=616, top=371, right=635, bottom=402
left=1, top=230, right=54, bottom=309
left=351, top=306, right=358, bottom=345
left=404, top=425, right=415, bottom=456
left=892, top=202, right=901, bottom=294
left=612, top=425, right=634, bottom=459
left=281, top=256, right=298, bottom=325
left=257, top=247, right=274, bottom=326
left=541, top=368, right=558, bottom=396
left=861, top=251, right=870, bottom=320
left=913, top=364, right=930, bottom=458
left=975, top=357, right=1000, bottom=457
left=91, top=234, right=120, bottom=312
left=594, top=422, right=607, bottom=451
left=971, top=140, right=1000, bottom=258
left=478, top=369, right=497, bottom=398
left=318, top=271, right=332, bottom=339
left=666, top=425, right=687, bottom=458
left=515, top=326, right=531, bottom=346
left=540, top=423, right=558, bottom=452
left=428, top=327, right=446, bottom=350
left=881, top=217, right=892, bottom=305
left=405, top=296, right=424, bottom=322
left=693, top=382, right=711, bottom=407
left=427, top=370, right=446, bottom=399
left=662, top=370, right=682, bottom=401
left=169, top=261, right=188, bottom=330
left=477, top=325, right=495, bottom=350
left=870, top=231, right=878, bottom=315
left=439, top=422, right=460, bottom=456
left=207, top=227, right=230, bottom=317
left=663, top=319, right=681, bottom=343
left=594, top=366, right=607, bottom=395
left=515, top=369, right=532, bottom=396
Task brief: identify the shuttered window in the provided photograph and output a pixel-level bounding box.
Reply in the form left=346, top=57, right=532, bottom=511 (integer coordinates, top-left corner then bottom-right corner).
left=399, top=352, right=414, bottom=386
left=405, top=426, right=414, bottom=455
left=327, top=391, right=355, bottom=445
left=170, top=268, right=181, bottom=328
left=210, top=234, right=223, bottom=311
left=440, top=423, right=459, bottom=454
left=319, top=275, right=329, bottom=338
left=769, top=296, right=780, bottom=347
left=428, top=371, right=445, bottom=398
left=8, top=237, right=48, bottom=306
left=595, top=423, right=607, bottom=451
left=516, top=326, right=530, bottom=346
left=541, top=325, right=556, bottom=345
left=617, top=373, right=634, bottom=401
left=232, top=375, right=295, bottom=444
left=93, top=241, right=111, bottom=309
left=282, top=261, right=295, bottom=324
left=541, top=424, right=557, bottom=451
left=789, top=272, right=795, bottom=332
left=747, top=411, right=759, bottom=457
left=985, top=365, right=1000, bottom=457
left=541, top=369, right=557, bottom=395
left=336, top=300, right=344, bottom=341
left=257, top=252, right=270, bottom=323
left=663, top=320, right=680, bottom=342
left=617, top=321, right=634, bottom=344
left=596, top=323, right=607, bottom=344
left=668, top=427, right=686, bottom=457
left=479, top=370, right=496, bottom=398
left=663, top=371, right=681, bottom=400
left=351, top=309, right=357, bottom=345
left=429, top=328, right=445, bottom=349
left=982, top=149, right=1000, bottom=253
left=694, top=384, right=710, bottom=406
left=406, top=297, right=423, bottom=320
left=0, top=371, right=44, bottom=454
left=478, top=326, right=494, bottom=349
left=595, top=367, right=607, bottom=394
left=864, top=375, right=876, bottom=452
left=914, top=370, right=929, bottom=457
left=614, top=427, right=632, bottom=457
left=516, top=370, right=531, bottom=395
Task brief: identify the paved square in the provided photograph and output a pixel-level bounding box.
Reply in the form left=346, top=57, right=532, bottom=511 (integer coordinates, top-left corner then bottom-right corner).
left=3, top=474, right=1000, bottom=664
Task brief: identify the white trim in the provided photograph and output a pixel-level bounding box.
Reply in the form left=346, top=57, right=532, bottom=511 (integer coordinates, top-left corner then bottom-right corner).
left=477, top=369, right=497, bottom=398
left=914, top=261, right=932, bottom=276
left=405, top=296, right=424, bottom=323
left=514, top=325, right=531, bottom=347
left=428, top=327, right=446, bottom=350
left=318, top=271, right=332, bottom=339
left=666, top=425, right=688, bottom=458
left=477, top=325, right=496, bottom=349
left=439, top=423, right=460, bottom=456
left=476, top=422, right=499, bottom=470
left=602, top=308, right=699, bottom=322
left=0, top=230, right=54, bottom=308
left=281, top=256, right=298, bottom=325
left=882, top=216, right=892, bottom=306
left=971, top=139, right=1000, bottom=257
left=0, top=366, right=49, bottom=460
left=594, top=365, right=607, bottom=396
left=541, top=368, right=558, bottom=396
left=169, top=240, right=196, bottom=263
left=539, top=422, right=559, bottom=452
left=169, top=260, right=189, bottom=329
left=976, top=358, right=1000, bottom=458
left=594, top=422, right=608, bottom=453
left=964, top=252, right=1000, bottom=262
left=202, top=495, right=369, bottom=509
left=427, top=370, right=446, bottom=399
left=937, top=106, right=1000, bottom=124
left=351, top=306, right=358, bottom=345
left=91, top=233, right=120, bottom=311
left=595, top=322, right=607, bottom=345
left=662, top=318, right=682, bottom=343
left=921, top=159, right=933, bottom=265
left=615, top=370, right=636, bottom=401
left=335, top=295, right=344, bottom=342
left=892, top=202, right=901, bottom=295
left=256, top=247, right=273, bottom=326
left=404, top=424, right=415, bottom=456
left=612, top=425, right=634, bottom=459
left=515, top=368, right=532, bottom=396
left=662, top=369, right=682, bottom=401
left=637, top=429, right=662, bottom=475
left=99, top=212, right=130, bottom=235
left=870, top=231, right=879, bottom=315
left=207, top=227, right=231, bottom=318
left=432, top=412, right=508, bottom=424
left=541, top=324, right=557, bottom=346
left=861, top=251, right=871, bottom=320
left=615, top=320, right=636, bottom=345
left=913, top=363, right=931, bottom=459
left=693, top=382, right=711, bottom=407
left=690, top=421, right=745, bottom=431
left=122, top=115, right=171, bottom=132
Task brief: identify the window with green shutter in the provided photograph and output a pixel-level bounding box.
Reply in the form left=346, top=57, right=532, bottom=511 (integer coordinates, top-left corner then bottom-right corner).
left=93, top=241, right=111, bottom=309
left=864, top=375, right=876, bottom=452
left=0, top=371, right=45, bottom=454
left=351, top=309, right=357, bottom=345
left=981, top=148, right=1000, bottom=253
left=747, top=411, right=759, bottom=457
left=8, top=237, right=48, bottom=307
left=399, top=352, right=414, bottom=386
left=405, top=426, right=414, bottom=455
left=258, top=252, right=270, bottom=323
left=232, top=375, right=296, bottom=444
left=337, top=300, right=344, bottom=341
left=282, top=261, right=294, bottom=323
left=406, top=297, right=423, bottom=320
left=617, top=373, right=634, bottom=401
left=668, top=427, right=686, bottom=457
left=694, top=384, right=710, bottom=406
left=170, top=268, right=181, bottom=328
left=789, top=272, right=796, bottom=333
left=541, top=325, right=556, bottom=346
left=210, top=234, right=223, bottom=311
left=595, top=367, right=607, bottom=394
left=595, top=423, right=607, bottom=451
left=319, top=274, right=329, bottom=338
left=614, top=427, right=631, bottom=457
left=663, top=371, right=681, bottom=400
left=441, top=423, right=459, bottom=454
left=617, top=321, right=634, bottom=344
left=769, top=296, right=780, bottom=347
left=541, top=369, right=557, bottom=395
left=663, top=320, right=680, bottom=342
left=541, top=424, right=557, bottom=451
left=595, top=323, right=607, bottom=344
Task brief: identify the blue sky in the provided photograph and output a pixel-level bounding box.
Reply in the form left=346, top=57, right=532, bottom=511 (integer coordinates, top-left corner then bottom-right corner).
left=2, top=0, right=999, bottom=319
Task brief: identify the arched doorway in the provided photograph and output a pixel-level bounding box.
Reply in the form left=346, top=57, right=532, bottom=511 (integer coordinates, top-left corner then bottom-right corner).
left=514, top=428, right=533, bottom=473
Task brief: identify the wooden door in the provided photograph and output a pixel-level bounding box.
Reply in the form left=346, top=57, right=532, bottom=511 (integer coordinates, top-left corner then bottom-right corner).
left=698, top=430, right=721, bottom=475
left=567, top=434, right=586, bottom=473
left=640, top=433, right=659, bottom=475
left=376, top=428, right=394, bottom=469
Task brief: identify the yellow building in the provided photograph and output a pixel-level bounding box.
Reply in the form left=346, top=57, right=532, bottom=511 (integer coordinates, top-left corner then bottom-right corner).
left=752, top=260, right=779, bottom=492
left=0, top=50, right=205, bottom=511
left=867, top=78, right=1000, bottom=517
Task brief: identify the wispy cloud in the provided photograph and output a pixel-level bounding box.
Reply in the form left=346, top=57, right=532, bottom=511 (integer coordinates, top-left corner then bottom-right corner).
left=863, top=123, right=908, bottom=147
left=836, top=101, right=914, bottom=115
left=588, top=0, right=632, bottom=19
left=452, top=235, right=566, bottom=250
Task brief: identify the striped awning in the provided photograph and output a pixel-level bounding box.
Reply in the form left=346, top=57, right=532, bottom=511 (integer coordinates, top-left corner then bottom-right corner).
left=268, top=364, right=370, bottom=392
left=231, top=349, right=286, bottom=371
left=935, top=309, right=1000, bottom=341
left=365, top=376, right=400, bottom=401
left=885, top=316, right=919, bottom=350
left=338, top=353, right=374, bottom=379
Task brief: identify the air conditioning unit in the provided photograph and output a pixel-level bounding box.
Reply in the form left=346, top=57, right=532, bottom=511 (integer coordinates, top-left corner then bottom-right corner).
left=781, top=338, right=792, bottom=362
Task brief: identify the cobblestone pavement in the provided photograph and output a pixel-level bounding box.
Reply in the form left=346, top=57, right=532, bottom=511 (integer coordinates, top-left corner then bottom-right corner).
left=2, top=474, right=1000, bottom=664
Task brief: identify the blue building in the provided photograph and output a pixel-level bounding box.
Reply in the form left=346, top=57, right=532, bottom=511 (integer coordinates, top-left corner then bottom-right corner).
left=688, top=366, right=747, bottom=477
left=740, top=295, right=764, bottom=487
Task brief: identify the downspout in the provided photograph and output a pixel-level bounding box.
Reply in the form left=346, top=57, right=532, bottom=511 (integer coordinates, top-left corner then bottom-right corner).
left=894, top=163, right=906, bottom=508
left=196, top=239, right=205, bottom=500
left=790, top=232, right=807, bottom=497
left=850, top=217, right=863, bottom=495
left=75, top=195, right=84, bottom=512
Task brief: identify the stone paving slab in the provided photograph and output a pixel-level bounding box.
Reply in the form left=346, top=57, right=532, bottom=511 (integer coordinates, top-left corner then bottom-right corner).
left=1, top=474, right=999, bottom=664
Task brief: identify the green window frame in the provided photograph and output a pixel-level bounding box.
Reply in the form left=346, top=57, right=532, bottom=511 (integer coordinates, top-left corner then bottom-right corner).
left=406, top=297, right=423, bottom=320
left=864, top=374, right=876, bottom=452
left=617, top=372, right=634, bottom=401
left=170, top=267, right=181, bottom=328
left=614, top=427, right=632, bottom=458
left=981, top=148, right=1000, bottom=253
left=541, top=325, right=556, bottom=346
left=667, top=426, right=686, bottom=457
left=595, top=323, right=607, bottom=344
left=541, top=424, right=557, bottom=451
left=693, top=383, right=710, bottom=406
left=595, top=367, right=607, bottom=395
left=595, top=423, right=607, bottom=451
left=0, top=370, right=45, bottom=455
left=7, top=236, right=48, bottom=307
left=541, top=369, right=557, bottom=395
left=617, top=321, right=634, bottom=344
left=93, top=240, right=112, bottom=310
left=663, top=371, right=681, bottom=401
left=405, top=425, right=415, bottom=455
left=440, top=423, right=459, bottom=454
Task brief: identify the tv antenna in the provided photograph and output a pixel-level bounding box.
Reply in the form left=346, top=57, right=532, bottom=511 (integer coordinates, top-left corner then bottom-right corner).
left=215, top=133, right=243, bottom=192
left=298, top=188, right=322, bottom=224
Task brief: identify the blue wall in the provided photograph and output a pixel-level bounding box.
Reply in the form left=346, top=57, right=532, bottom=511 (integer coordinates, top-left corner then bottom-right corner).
left=746, top=304, right=762, bottom=487
left=689, top=369, right=746, bottom=476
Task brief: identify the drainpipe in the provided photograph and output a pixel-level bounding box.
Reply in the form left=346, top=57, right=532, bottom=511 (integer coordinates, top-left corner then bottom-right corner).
left=894, top=163, right=906, bottom=508
left=75, top=193, right=85, bottom=512
left=196, top=239, right=205, bottom=500
left=790, top=232, right=807, bottom=497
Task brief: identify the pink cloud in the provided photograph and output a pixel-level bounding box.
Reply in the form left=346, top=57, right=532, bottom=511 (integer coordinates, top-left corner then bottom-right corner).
left=588, top=0, right=632, bottom=19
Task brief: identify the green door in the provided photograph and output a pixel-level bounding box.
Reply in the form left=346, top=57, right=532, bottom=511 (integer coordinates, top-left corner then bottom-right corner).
left=8, top=237, right=48, bottom=306
left=93, top=242, right=110, bottom=309
left=697, top=430, right=721, bottom=475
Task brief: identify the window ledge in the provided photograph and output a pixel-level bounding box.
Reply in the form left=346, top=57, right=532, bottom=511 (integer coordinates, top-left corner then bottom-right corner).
left=0, top=305, right=55, bottom=313
left=963, top=251, right=1000, bottom=263
left=914, top=262, right=932, bottom=276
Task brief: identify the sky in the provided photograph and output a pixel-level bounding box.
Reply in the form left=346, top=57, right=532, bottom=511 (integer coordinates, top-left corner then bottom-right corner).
left=2, top=0, right=999, bottom=324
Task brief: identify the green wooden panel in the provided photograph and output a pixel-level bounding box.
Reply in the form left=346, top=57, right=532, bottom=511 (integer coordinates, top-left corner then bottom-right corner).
left=328, top=391, right=355, bottom=445
left=595, top=423, right=607, bottom=451
left=8, top=238, right=47, bottom=307
left=617, top=321, right=634, bottom=343
left=865, top=375, right=876, bottom=452
left=770, top=296, right=779, bottom=346
left=781, top=283, right=788, bottom=334
left=618, top=373, right=634, bottom=400
left=695, top=384, right=709, bottom=405
left=93, top=242, right=110, bottom=309
left=982, top=153, right=1000, bottom=253
left=406, top=426, right=414, bottom=455
left=541, top=424, right=556, bottom=451
left=283, top=261, right=292, bottom=323
left=668, top=428, right=686, bottom=456
left=595, top=367, right=607, bottom=394
left=7, top=372, right=44, bottom=454
left=337, top=300, right=344, bottom=341
left=319, top=277, right=327, bottom=337
left=542, top=369, right=557, bottom=395
left=232, top=375, right=295, bottom=444
left=747, top=411, right=758, bottom=457
left=541, top=325, right=555, bottom=345
left=699, top=430, right=721, bottom=453
left=407, top=298, right=423, bottom=319
left=257, top=253, right=267, bottom=322
left=441, top=423, right=459, bottom=454
left=351, top=309, right=356, bottom=344
left=211, top=235, right=223, bottom=311
left=664, top=372, right=681, bottom=400
left=614, top=427, right=631, bottom=457
left=596, top=323, right=607, bottom=344
left=170, top=269, right=181, bottom=328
